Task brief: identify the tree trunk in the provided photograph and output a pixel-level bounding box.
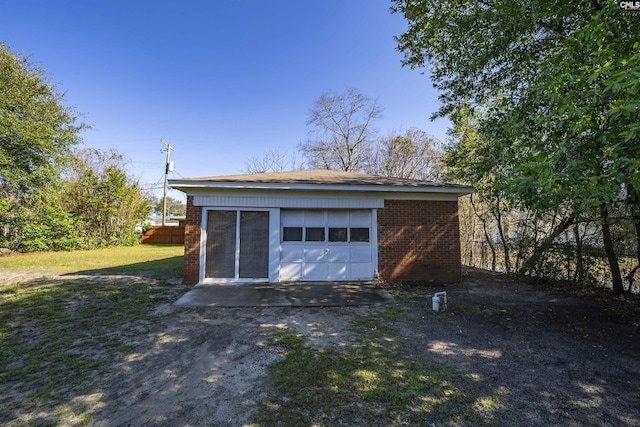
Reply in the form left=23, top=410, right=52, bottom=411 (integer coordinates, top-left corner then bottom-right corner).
left=519, top=212, right=575, bottom=275
left=514, top=210, right=532, bottom=272
left=466, top=207, right=476, bottom=265
left=625, top=186, right=640, bottom=292
left=626, top=220, right=640, bottom=292
left=636, top=219, right=640, bottom=268
left=471, top=195, right=496, bottom=271
left=484, top=221, right=497, bottom=271
left=573, top=222, right=585, bottom=283
left=495, top=205, right=511, bottom=273
left=600, top=204, right=624, bottom=294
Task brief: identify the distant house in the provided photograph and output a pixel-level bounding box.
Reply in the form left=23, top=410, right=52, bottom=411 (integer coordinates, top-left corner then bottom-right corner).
left=169, top=170, right=473, bottom=285
left=147, top=215, right=186, bottom=227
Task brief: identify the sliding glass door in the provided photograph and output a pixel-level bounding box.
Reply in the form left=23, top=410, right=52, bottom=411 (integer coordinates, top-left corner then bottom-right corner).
left=238, top=211, right=269, bottom=278
left=205, top=210, right=269, bottom=280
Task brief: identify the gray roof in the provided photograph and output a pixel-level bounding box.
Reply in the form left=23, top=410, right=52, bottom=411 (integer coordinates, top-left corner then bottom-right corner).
left=170, top=169, right=472, bottom=190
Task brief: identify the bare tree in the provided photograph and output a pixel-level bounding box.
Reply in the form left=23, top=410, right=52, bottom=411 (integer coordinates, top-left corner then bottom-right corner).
left=366, top=128, right=443, bottom=180
left=299, top=87, right=382, bottom=172
left=243, top=147, right=298, bottom=174
left=64, top=148, right=129, bottom=182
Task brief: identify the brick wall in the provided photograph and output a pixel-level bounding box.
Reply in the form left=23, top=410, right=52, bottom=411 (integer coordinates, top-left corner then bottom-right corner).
left=377, top=199, right=461, bottom=283
left=182, top=197, right=462, bottom=285
left=183, top=196, right=202, bottom=285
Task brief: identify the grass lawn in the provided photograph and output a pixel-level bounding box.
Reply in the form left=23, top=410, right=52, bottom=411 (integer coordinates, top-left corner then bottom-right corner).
left=0, top=244, right=184, bottom=425
left=0, top=244, right=183, bottom=277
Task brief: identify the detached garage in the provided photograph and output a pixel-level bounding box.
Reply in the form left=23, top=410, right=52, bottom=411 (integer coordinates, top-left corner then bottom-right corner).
left=169, top=170, right=472, bottom=285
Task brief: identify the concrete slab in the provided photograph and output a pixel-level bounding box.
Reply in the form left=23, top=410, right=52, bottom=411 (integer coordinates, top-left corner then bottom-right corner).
left=174, top=282, right=394, bottom=307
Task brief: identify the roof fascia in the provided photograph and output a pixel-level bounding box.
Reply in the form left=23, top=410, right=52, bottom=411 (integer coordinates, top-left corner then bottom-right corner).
left=168, top=180, right=474, bottom=195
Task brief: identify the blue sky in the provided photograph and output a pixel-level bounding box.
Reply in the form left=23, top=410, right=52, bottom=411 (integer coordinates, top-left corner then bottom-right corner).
left=2, top=1, right=446, bottom=200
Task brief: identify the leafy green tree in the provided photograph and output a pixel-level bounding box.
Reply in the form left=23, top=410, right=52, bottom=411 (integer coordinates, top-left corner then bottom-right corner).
left=154, top=196, right=186, bottom=217
left=393, top=1, right=640, bottom=293
left=0, top=43, right=84, bottom=200
left=16, top=205, right=81, bottom=252
left=444, top=109, right=521, bottom=273
left=0, top=43, right=85, bottom=250
left=64, top=149, right=151, bottom=248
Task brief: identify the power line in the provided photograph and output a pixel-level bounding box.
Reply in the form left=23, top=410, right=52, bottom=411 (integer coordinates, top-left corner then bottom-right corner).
left=129, top=161, right=164, bottom=166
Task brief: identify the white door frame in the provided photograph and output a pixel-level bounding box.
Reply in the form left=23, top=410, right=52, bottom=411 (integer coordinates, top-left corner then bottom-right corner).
left=199, top=207, right=280, bottom=283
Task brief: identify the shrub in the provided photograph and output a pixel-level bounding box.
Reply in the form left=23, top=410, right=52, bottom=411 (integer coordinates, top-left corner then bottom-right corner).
left=16, top=206, right=81, bottom=252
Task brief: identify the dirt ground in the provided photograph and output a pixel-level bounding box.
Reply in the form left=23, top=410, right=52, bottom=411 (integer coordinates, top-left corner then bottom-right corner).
left=88, top=303, right=377, bottom=426
left=5, top=267, right=640, bottom=426
left=394, top=269, right=640, bottom=426
left=83, top=268, right=639, bottom=426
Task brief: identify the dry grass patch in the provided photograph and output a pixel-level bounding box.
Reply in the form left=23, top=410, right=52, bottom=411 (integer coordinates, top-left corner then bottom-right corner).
left=0, top=244, right=184, bottom=426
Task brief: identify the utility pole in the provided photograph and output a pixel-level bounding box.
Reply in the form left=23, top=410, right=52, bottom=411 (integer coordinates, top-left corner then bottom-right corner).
left=161, top=139, right=174, bottom=226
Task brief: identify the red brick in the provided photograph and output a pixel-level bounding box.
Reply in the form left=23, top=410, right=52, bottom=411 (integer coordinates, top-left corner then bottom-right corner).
left=182, top=196, right=202, bottom=285
left=377, top=200, right=461, bottom=283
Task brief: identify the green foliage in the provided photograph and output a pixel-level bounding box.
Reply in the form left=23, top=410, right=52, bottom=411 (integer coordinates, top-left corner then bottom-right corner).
left=0, top=43, right=84, bottom=198
left=0, top=197, right=22, bottom=248
left=0, top=45, right=151, bottom=253
left=16, top=205, right=81, bottom=252
left=1, top=148, right=150, bottom=252
left=63, top=149, right=151, bottom=249
left=0, top=43, right=86, bottom=251
left=154, top=196, right=186, bottom=217
left=409, top=1, right=640, bottom=216
left=393, top=1, right=640, bottom=292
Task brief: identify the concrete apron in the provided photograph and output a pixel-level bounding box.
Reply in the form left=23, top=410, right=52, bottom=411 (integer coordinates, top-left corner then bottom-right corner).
left=174, top=282, right=394, bottom=308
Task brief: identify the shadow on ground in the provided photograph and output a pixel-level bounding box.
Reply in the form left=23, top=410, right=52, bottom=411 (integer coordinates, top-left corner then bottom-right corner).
left=62, top=256, right=183, bottom=280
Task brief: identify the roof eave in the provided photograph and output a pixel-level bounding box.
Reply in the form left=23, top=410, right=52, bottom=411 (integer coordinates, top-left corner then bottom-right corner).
left=168, top=180, right=474, bottom=195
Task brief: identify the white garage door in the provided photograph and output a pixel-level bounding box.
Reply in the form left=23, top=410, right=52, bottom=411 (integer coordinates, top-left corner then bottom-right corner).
left=279, top=209, right=374, bottom=281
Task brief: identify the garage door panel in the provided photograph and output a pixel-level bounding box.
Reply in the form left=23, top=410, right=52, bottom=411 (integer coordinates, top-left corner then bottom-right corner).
left=281, top=210, right=303, bottom=226
left=280, top=263, right=301, bottom=281
left=281, top=245, right=303, bottom=262
left=327, top=263, right=348, bottom=280
left=303, top=263, right=327, bottom=280
left=350, top=263, right=373, bottom=280
left=305, top=210, right=325, bottom=226
left=326, top=246, right=349, bottom=261
left=327, top=210, right=349, bottom=225
left=280, top=209, right=374, bottom=282
left=304, top=247, right=325, bottom=262
left=350, top=245, right=371, bottom=262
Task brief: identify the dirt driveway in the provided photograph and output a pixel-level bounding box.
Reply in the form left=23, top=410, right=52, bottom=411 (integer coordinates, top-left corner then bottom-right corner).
left=3, top=267, right=639, bottom=426
left=88, top=305, right=377, bottom=426
left=82, top=268, right=640, bottom=426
